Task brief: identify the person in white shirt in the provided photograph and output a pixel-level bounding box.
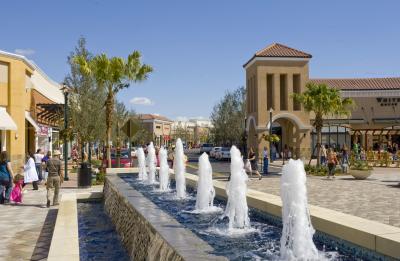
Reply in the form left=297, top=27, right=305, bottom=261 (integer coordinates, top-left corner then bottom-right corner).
left=34, top=149, right=44, bottom=181
left=23, top=152, right=39, bottom=190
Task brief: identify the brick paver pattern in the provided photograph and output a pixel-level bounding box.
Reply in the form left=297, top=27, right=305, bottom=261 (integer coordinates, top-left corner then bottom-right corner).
left=244, top=167, right=400, bottom=227
left=0, top=172, right=102, bottom=260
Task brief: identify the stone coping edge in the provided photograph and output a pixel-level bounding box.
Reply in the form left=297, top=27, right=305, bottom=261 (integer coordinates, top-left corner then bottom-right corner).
left=47, top=192, right=104, bottom=261
left=106, top=167, right=400, bottom=259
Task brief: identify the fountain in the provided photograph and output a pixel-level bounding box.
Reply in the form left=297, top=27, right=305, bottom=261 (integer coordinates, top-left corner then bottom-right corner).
left=158, top=147, right=170, bottom=191
left=174, top=138, right=186, bottom=199
left=147, top=142, right=157, bottom=184
left=194, top=152, right=220, bottom=213
left=223, top=146, right=250, bottom=230
left=280, top=159, right=320, bottom=261
left=137, top=147, right=148, bottom=181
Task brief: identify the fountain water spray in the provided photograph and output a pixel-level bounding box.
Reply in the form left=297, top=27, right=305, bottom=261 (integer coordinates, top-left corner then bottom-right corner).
left=137, top=147, right=148, bottom=181
left=158, top=147, right=170, bottom=191
left=174, top=138, right=186, bottom=198
left=147, top=142, right=157, bottom=184
left=280, top=159, right=319, bottom=261
left=223, top=146, right=250, bottom=230
left=195, top=153, right=218, bottom=212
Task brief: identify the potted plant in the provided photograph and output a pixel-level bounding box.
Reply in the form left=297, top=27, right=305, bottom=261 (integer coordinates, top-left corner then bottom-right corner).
left=349, top=160, right=372, bottom=180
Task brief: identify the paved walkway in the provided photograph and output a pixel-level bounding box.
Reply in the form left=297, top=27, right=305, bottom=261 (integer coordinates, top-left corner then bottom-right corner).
left=0, top=173, right=102, bottom=260
left=243, top=167, right=400, bottom=227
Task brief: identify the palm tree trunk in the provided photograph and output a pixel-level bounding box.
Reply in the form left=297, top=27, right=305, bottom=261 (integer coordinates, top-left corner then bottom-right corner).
left=315, top=114, right=323, bottom=166
left=105, top=91, right=114, bottom=168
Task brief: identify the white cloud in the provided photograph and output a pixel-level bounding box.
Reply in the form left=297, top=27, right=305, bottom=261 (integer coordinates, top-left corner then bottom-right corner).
left=129, top=97, right=154, bottom=106
left=14, top=48, right=35, bottom=56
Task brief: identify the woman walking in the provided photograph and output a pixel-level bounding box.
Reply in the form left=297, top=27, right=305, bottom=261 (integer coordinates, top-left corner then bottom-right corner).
left=0, top=151, right=14, bottom=204
left=327, top=148, right=338, bottom=179
left=248, top=147, right=262, bottom=180
left=23, top=152, right=39, bottom=190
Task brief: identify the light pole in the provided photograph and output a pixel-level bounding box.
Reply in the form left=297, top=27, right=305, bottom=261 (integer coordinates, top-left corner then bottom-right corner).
left=269, top=108, right=273, bottom=163
left=61, top=83, right=70, bottom=181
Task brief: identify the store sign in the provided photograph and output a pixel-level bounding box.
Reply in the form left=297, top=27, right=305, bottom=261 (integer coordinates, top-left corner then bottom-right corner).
left=376, top=97, right=400, bottom=107
left=39, top=125, right=49, bottom=136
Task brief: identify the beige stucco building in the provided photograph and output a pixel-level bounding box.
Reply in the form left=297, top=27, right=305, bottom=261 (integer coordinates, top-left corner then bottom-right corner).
left=244, top=43, right=400, bottom=159
left=0, top=50, right=63, bottom=169
left=138, top=114, right=173, bottom=147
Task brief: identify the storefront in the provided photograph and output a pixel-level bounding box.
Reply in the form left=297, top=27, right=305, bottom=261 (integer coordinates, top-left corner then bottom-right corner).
left=0, top=50, right=63, bottom=168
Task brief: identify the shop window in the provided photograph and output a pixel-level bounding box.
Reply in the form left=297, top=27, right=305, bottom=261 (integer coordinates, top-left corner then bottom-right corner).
left=25, top=71, right=32, bottom=90
left=0, top=62, right=9, bottom=84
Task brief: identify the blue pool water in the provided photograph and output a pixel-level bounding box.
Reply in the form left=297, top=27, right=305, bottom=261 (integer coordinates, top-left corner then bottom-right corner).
left=121, top=175, right=376, bottom=261
left=78, top=201, right=130, bottom=261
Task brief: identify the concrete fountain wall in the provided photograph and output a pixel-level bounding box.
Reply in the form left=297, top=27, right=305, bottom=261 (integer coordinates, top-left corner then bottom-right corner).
left=104, top=169, right=227, bottom=261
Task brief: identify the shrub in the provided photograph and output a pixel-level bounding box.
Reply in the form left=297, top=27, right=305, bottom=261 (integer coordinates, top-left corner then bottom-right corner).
left=92, top=169, right=106, bottom=185
left=350, top=160, right=372, bottom=171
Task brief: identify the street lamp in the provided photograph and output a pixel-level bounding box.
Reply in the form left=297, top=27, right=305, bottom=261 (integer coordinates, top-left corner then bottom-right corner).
left=61, top=83, right=70, bottom=181
left=269, top=108, right=273, bottom=163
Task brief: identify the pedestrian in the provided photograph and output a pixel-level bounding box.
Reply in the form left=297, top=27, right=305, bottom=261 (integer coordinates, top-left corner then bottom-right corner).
left=34, top=149, right=44, bottom=182
left=23, top=152, right=39, bottom=190
left=327, top=148, right=338, bottom=179
left=168, top=147, right=175, bottom=168
left=283, top=145, right=289, bottom=160
left=320, top=144, right=327, bottom=165
left=45, top=150, right=62, bottom=208
left=41, top=151, right=51, bottom=182
left=0, top=151, right=14, bottom=204
left=262, top=146, right=269, bottom=175
left=248, top=147, right=262, bottom=180
left=71, top=146, right=78, bottom=168
left=271, top=144, right=277, bottom=161
left=341, top=148, right=349, bottom=174
left=288, top=147, right=293, bottom=159
left=10, top=173, right=24, bottom=204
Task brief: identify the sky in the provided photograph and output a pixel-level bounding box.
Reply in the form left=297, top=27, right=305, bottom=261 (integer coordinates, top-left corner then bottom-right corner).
left=2, top=1, right=400, bottom=120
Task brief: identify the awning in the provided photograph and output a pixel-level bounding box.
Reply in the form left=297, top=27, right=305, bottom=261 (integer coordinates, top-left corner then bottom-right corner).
left=25, top=111, right=40, bottom=132
left=0, top=107, right=17, bottom=131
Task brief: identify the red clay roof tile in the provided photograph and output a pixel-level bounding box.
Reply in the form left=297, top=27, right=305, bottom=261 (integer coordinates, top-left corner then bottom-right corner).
left=309, top=77, right=400, bottom=90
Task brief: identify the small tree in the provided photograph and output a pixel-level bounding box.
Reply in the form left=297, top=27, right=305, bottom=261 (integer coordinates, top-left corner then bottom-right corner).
left=210, top=87, right=246, bottom=146
left=293, top=83, right=354, bottom=166
left=74, top=51, right=152, bottom=167
left=64, top=37, right=106, bottom=163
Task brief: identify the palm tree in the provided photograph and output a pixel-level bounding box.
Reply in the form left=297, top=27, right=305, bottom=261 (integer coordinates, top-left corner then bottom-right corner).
left=292, top=83, right=354, bottom=166
left=74, top=51, right=152, bottom=168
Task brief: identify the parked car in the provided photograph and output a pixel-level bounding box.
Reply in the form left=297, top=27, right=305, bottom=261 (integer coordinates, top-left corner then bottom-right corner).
left=110, top=149, right=132, bottom=168
left=200, top=143, right=213, bottom=154
left=216, top=147, right=231, bottom=160
left=210, top=147, right=222, bottom=158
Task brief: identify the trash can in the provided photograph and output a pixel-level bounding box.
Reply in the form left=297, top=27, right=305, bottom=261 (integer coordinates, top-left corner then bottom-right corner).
left=78, top=162, right=92, bottom=188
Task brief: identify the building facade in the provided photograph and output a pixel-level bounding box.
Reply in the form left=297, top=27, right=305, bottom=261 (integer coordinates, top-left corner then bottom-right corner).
left=0, top=50, right=63, bottom=169
left=137, top=114, right=173, bottom=147
left=171, top=119, right=212, bottom=147
left=244, top=43, right=400, bottom=158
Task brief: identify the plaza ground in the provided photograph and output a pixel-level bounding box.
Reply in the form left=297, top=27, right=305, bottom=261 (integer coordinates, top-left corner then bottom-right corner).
left=1, top=155, right=399, bottom=260
left=0, top=173, right=102, bottom=260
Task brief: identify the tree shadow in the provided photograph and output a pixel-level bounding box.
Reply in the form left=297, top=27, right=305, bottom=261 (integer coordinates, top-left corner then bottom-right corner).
left=386, top=184, right=400, bottom=188
left=30, top=209, right=58, bottom=261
